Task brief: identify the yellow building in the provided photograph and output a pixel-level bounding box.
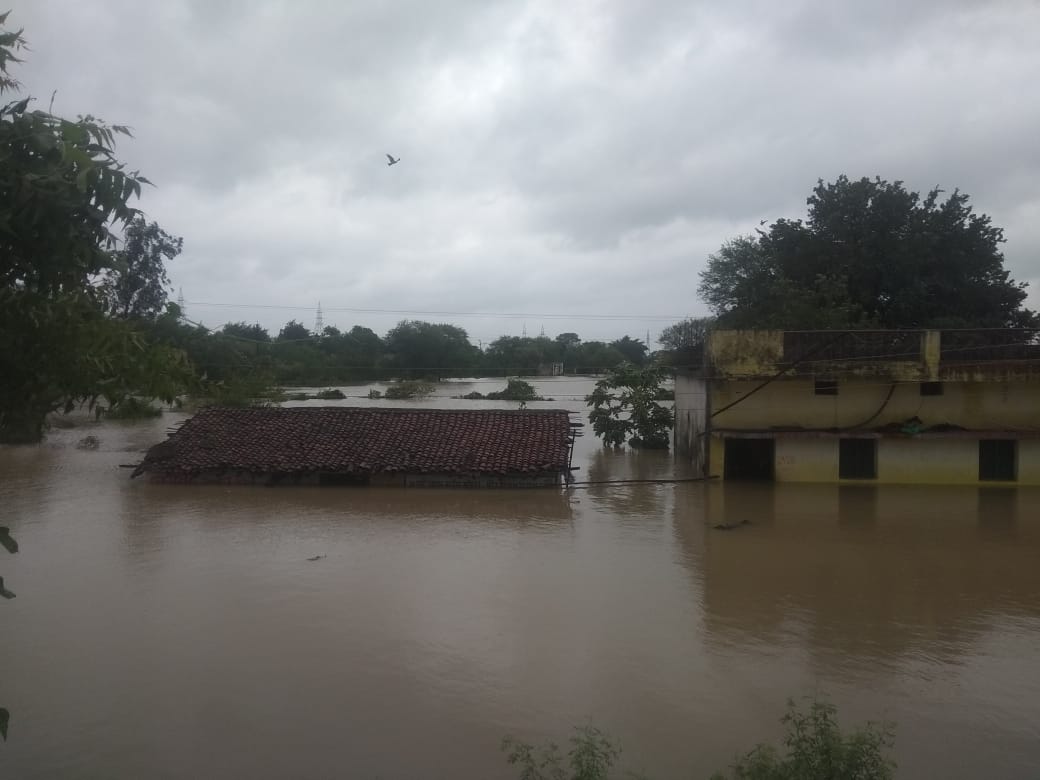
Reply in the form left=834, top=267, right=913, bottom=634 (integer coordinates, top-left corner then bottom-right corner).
left=674, top=329, right=1040, bottom=484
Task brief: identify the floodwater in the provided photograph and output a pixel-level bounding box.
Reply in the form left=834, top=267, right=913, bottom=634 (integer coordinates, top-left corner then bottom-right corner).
left=1, top=377, right=1039, bottom=779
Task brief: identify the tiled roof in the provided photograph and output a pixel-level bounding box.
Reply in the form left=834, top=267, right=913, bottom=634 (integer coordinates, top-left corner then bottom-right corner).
left=135, top=407, right=574, bottom=477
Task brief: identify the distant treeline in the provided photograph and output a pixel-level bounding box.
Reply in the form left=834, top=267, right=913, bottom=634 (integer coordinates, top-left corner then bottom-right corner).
left=148, top=310, right=667, bottom=386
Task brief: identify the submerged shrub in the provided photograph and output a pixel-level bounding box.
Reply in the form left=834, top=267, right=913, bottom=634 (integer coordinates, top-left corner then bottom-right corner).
left=486, top=378, right=543, bottom=401
left=384, top=380, right=436, bottom=400
left=314, top=388, right=346, bottom=400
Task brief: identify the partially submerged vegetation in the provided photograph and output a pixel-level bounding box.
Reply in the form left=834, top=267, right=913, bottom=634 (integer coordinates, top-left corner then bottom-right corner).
left=104, top=397, right=164, bottom=419
left=384, top=380, right=436, bottom=400
left=457, top=379, right=545, bottom=402
left=503, top=699, right=895, bottom=780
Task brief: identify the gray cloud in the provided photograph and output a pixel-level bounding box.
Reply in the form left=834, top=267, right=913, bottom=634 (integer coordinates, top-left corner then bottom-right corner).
left=11, top=0, right=1040, bottom=342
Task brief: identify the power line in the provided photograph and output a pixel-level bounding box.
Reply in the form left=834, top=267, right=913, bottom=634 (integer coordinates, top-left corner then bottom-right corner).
left=184, top=300, right=689, bottom=322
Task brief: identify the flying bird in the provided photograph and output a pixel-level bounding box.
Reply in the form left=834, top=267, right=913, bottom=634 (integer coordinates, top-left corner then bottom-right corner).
left=386, top=154, right=400, bottom=166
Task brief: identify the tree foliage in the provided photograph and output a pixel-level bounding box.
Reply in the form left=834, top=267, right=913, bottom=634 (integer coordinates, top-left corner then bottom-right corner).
left=101, top=216, right=183, bottom=320
left=383, top=320, right=479, bottom=377
left=586, top=363, right=673, bottom=449
left=659, top=317, right=713, bottom=352
left=277, top=320, right=311, bottom=341
left=0, top=15, right=193, bottom=442
left=222, top=321, right=271, bottom=342
left=712, top=699, right=895, bottom=780
left=698, top=176, right=1036, bottom=329
left=609, top=335, right=648, bottom=366
left=658, top=316, right=713, bottom=366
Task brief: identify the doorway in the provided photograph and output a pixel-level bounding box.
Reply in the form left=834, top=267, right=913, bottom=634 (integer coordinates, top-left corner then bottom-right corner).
left=723, top=438, right=775, bottom=481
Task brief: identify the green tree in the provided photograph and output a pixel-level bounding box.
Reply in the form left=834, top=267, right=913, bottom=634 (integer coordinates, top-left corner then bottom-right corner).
left=277, top=320, right=311, bottom=341
left=101, top=216, right=183, bottom=320
left=609, top=335, right=648, bottom=366
left=698, top=176, right=1037, bottom=329
left=555, top=332, right=581, bottom=351
left=658, top=316, right=713, bottom=366
left=348, top=325, right=382, bottom=365
left=382, top=320, right=478, bottom=377
left=222, top=321, right=271, bottom=342
left=483, top=336, right=553, bottom=375
left=586, top=363, right=673, bottom=448
left=572, top=341, right=625, bottom=373
left=0, top=15, right=192, bottom=443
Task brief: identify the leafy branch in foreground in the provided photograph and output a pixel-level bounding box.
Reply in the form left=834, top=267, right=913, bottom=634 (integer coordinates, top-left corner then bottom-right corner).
left=586, top=363, right=673, bottom=449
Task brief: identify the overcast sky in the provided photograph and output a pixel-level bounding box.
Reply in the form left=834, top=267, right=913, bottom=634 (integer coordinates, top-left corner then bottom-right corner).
left=12, top=0, right=1040, bottom=345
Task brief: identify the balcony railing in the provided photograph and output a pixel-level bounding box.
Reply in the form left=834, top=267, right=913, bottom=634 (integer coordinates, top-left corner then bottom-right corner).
left=939, top=329, right=1040, bottom=363
left=782, top=330, right=923, bottom=365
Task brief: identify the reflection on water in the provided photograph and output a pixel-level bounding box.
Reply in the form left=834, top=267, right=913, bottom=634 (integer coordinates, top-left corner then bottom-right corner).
left=2, top=384, right=1040, bottom=778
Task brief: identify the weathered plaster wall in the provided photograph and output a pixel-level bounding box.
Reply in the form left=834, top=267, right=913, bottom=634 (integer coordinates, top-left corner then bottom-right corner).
left=710, top=378, right=1040, bottom=431
left=674, top=372, right=709, bottom=475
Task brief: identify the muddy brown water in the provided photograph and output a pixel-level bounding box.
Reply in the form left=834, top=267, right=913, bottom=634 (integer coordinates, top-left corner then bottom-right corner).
left=1, top=377, right=1039, bottom=778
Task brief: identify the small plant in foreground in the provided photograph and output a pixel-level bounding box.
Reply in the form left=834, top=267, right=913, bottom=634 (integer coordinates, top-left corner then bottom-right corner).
left=503, top=725, right=620, bottom=780
left=502, top=700, right=895, bottom=780
left=712, top=699, right=895, bottom=780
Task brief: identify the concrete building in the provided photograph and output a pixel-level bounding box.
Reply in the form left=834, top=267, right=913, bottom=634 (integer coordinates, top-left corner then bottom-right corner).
left=674, top=329, right=1040, bottom=484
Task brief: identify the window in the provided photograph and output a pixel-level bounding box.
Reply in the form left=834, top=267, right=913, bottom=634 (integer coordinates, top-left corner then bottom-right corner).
left=814, top=379, right=838, bottom=396
left=839, top=439, right=877, bottom=479
left=920, top=381, right=943, bottom=396
left=979, top=440, right=1016, bottom=482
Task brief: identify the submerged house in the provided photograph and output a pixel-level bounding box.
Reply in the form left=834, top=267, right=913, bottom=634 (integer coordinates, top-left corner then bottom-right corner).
left=674, top=329, right=1040, bottom=484
left=134, top=407, right=577, bottom=487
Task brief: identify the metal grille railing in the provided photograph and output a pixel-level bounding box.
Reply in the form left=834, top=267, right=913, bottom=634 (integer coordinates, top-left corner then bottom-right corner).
left=939, top=329, right=1040, bottom=363
left=782, top=330, right=923, bottom=365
